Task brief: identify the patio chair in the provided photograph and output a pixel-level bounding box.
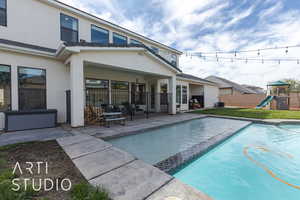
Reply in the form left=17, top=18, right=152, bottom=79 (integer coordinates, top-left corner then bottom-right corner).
left=85, top=105, right=104, bottom=125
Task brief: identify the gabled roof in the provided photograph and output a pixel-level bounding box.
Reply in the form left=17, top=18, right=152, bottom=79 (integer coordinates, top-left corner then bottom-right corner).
left=39, top=0, right=182, bottom=55
left=177, top=73, right=217, bottom=85
left=242, top=84, right=265, bottom=94
left=268, top=80, right=290, bottom=86
left=205, top=75, right=256, bottom=94
left=63, top=42, right=182, bottom=72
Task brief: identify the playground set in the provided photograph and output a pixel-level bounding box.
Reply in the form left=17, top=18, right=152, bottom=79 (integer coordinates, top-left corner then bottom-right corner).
left=256, top=81, right=290, bottom=110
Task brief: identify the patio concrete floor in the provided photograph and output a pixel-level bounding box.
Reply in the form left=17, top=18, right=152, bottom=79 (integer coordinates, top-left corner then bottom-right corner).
left=57, top=134, right=213, bottom=200
left=0, top=127, right=72, bottom=147
left=74, top=113, right=206, bottom=139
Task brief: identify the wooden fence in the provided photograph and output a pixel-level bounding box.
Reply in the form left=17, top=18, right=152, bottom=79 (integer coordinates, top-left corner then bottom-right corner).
left=219, top=92, right=300, bottom=110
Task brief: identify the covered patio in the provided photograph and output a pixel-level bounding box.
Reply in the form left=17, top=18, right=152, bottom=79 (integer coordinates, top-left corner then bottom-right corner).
left=61, top=43, right=181, bottom=127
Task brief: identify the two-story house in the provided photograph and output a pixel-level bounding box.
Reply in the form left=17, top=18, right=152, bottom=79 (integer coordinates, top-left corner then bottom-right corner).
left=0, top=0, right=219, bottom=130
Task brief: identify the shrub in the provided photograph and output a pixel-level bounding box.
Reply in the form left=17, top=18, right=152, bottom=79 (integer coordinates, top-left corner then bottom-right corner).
left=71, top=183, right=110, bottom=200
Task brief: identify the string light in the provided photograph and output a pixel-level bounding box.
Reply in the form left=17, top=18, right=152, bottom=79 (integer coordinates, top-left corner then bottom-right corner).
left=185, top=44, right=300, bottom=64
left=186, top=44, right=300, bottom=55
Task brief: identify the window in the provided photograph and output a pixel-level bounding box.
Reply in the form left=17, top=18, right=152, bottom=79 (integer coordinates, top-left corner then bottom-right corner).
left=171, top=54, right=177, bottom=66
left=91, top=25, right=109, bottom=44
left=18, top=67, right=46, bottom=110
left=131, top=83, right=146, bottom=105
left=60, top=13, right=78, bottom=43
left=85, top=79, right=109, bottom=107
left=0, top=0, right=7, bottom=26
left=113, top=33, right=127, bottom=45
left=111, top=81, right=129, bottom=105
left=151, top=46, right=159, bottom=54
left=130, top=39, right=142, bottom=46
left=0, top=65, right=10, bottom=111
left=182, top=86, right=187, bottom=104
left=160, top=84, right=168, bottom=105
left=176, top=85, right=181, bottom=104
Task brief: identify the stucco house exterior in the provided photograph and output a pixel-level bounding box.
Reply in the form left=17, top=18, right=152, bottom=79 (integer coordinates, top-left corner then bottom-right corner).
left=0, top=0, right=219, bottom=130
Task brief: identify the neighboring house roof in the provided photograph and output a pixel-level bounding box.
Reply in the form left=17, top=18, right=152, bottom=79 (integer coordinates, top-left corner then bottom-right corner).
left=63, top=42, right=182, bottom=72
left=268, top=80, right=290, bottom=86
left=177, top=73, right=217, bottom=86
left=205, top=75, right=257, bottom=94
left=241, top=84, right=265, bottom=94
left=39, top=0, right=182, bottom=55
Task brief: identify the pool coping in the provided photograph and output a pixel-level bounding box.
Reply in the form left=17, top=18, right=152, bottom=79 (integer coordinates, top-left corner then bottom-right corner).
left=204, top=114, right=300, bottom=125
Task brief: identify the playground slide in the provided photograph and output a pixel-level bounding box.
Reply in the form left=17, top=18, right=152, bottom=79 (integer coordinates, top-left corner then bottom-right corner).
left=256, top=96, right=274, bottom=109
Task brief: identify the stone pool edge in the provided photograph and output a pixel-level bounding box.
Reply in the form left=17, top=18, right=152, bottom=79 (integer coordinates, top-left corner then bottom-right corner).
left=154, top=120, right=252, bottom=173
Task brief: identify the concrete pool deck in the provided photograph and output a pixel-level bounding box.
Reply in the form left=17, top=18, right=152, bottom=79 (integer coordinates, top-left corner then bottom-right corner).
left=57, top=134, right=213, bottom=200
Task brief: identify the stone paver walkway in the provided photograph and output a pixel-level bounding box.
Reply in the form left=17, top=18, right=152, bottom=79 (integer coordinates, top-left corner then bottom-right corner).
left=57, top=134, right=212, bottom=200
left=0, top=127, right=71, bottom=147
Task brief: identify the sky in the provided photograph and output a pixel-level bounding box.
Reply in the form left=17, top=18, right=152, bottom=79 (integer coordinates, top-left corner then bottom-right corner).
left=59, top=0, right=300, bottom=88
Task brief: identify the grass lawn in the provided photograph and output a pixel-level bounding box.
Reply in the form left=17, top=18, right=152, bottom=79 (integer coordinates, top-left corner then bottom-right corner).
left=192, top=108, right=300, bottom=119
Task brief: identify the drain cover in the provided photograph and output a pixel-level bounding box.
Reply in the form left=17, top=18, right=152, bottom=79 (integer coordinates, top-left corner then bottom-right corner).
left=164, top=197, right=182, bottom=200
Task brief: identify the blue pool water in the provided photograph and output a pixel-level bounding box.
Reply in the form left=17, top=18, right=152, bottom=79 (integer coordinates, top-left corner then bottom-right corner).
left=174, top=124, right=300, bottom=200
left=108, top=117, right=248, bottom=164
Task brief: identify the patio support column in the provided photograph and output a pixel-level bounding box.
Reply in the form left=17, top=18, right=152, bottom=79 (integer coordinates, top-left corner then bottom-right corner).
left=169, top=75, right=177, bottom=115
left=129, top=82, right=132, bottom=104
left=108, top=80, right=112, bottom=105
left=109, top=31, right=113, bottom=44
left=70, top=54, right=85, bottom=127
left=155, top=79, right=161, bottom=112
left=11, top=65, right=19, bottom=110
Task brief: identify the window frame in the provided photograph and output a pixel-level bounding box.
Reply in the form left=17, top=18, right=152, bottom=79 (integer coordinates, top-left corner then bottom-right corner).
left=18, top=66, right=47, bottom=111
left=182, top=85, right=188, bottom=104
left=0, top=0, right=7, bottom=27
left=176, top=85, right=181, bottom=104
left=0, top=64, right=11, bottom=111
left=60, top=13, right=79, bottom=43
left=91, top=24, right=109, bottom=44
left=113, top=32, right=128, bottom=45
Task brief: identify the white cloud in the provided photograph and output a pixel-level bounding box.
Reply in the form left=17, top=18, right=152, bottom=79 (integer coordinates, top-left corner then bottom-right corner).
left=57, top=0, right=300, bottom=88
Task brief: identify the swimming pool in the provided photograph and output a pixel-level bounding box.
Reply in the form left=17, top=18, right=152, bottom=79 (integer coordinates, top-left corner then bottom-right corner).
left=173, top=123, right=300, bottom=200
left=108, top=117, right=249, bottom=165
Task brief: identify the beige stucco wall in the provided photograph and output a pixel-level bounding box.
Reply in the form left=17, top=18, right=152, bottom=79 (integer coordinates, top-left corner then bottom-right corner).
left=0, top=0, right=179, bottom=65
left=0, top=50, right=69, bottom=129
left=78, top=50, right=177, bottom=77
left=85, top=66, right=147, bottom=83
left=204, top=85, right=219, bottom=108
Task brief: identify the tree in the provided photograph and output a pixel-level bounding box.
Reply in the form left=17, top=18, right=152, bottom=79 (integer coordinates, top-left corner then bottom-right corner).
left=283, top=79, right=300, bottom=91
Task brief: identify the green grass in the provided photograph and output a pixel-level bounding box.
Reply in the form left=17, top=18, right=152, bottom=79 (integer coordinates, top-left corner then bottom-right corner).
left=71, top=183, right=110, bottom=200
left=192, top=108, right=300, bottom=119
